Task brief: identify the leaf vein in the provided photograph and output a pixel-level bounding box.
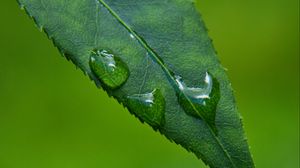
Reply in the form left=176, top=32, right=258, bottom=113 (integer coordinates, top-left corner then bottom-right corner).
left=94, top=0, right=237, bottom=167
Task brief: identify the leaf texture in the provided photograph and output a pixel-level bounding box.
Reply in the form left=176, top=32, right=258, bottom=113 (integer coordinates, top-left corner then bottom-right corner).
left=18, top=0, right=254, bottom=167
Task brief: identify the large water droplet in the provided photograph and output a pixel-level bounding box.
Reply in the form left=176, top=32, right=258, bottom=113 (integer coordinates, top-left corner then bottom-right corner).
left=89, top=49, right=129, bottom=90
left=175, top=72, right=220, bottom=132
left=126, top=89, right=165, bottom=129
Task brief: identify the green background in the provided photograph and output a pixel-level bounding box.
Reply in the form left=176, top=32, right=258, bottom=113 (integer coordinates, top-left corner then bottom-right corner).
left=0, top=0, right=298, bottom=167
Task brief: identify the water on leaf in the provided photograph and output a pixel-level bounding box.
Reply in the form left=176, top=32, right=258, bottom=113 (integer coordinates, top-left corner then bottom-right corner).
left=126, top=89, right=165, bottom=129
left=175, top=72, right=220, bottom=133
left=89, top=49, right=129, bottom=90
left=129, top=33, right=135, bottom=39
left=175, top=72, right=213, bottom=104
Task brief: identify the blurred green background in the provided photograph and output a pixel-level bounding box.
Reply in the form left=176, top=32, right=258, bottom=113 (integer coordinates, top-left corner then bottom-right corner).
left=0, top=0, right=298, bottom=167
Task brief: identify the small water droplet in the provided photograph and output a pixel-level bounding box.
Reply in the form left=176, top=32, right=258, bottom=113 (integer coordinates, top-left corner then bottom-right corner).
left=126, top=89, right=165, bottom=129
left=129, top=33, right=135, bottom=39
left=175, top=72, right=220, bottom=132
left=89, top=49, right=129, bottom=89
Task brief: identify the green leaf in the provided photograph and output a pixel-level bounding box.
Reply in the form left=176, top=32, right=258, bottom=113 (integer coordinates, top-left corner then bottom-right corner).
left=17, top=0, right=254, bottom=167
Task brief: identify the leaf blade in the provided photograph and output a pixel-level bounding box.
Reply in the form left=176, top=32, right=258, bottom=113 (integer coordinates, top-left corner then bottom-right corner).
left=18, top=0, right=254, bottom=167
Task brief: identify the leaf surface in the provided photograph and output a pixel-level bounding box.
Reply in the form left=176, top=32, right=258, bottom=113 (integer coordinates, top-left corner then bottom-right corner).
left=18, top=0, right=254, bottom=167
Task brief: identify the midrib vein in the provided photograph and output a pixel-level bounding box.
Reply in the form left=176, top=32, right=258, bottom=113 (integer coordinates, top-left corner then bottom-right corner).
left=97, top=0, right=236, bottom=167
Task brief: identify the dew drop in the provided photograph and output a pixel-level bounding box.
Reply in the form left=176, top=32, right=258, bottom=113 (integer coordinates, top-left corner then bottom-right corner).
left=126, top=89, right=165, bottom=129
left=129, top=33, right=135, bottom=39
left=175, top=72, right=220, bottom=132
left=176, top=72, right=213, bottom=103
left=89, top=49, right=129, bottom=90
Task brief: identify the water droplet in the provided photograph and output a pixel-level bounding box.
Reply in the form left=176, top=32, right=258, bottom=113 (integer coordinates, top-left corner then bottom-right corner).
left=89, top=49, right=129, bottom=90
left=175, top=72, right=220, bottom=133
left=176, top=72, right=213, bottom=103
left=129, top=33, right=135, bottom=39
left=126, top=89, right=165, bottom=129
